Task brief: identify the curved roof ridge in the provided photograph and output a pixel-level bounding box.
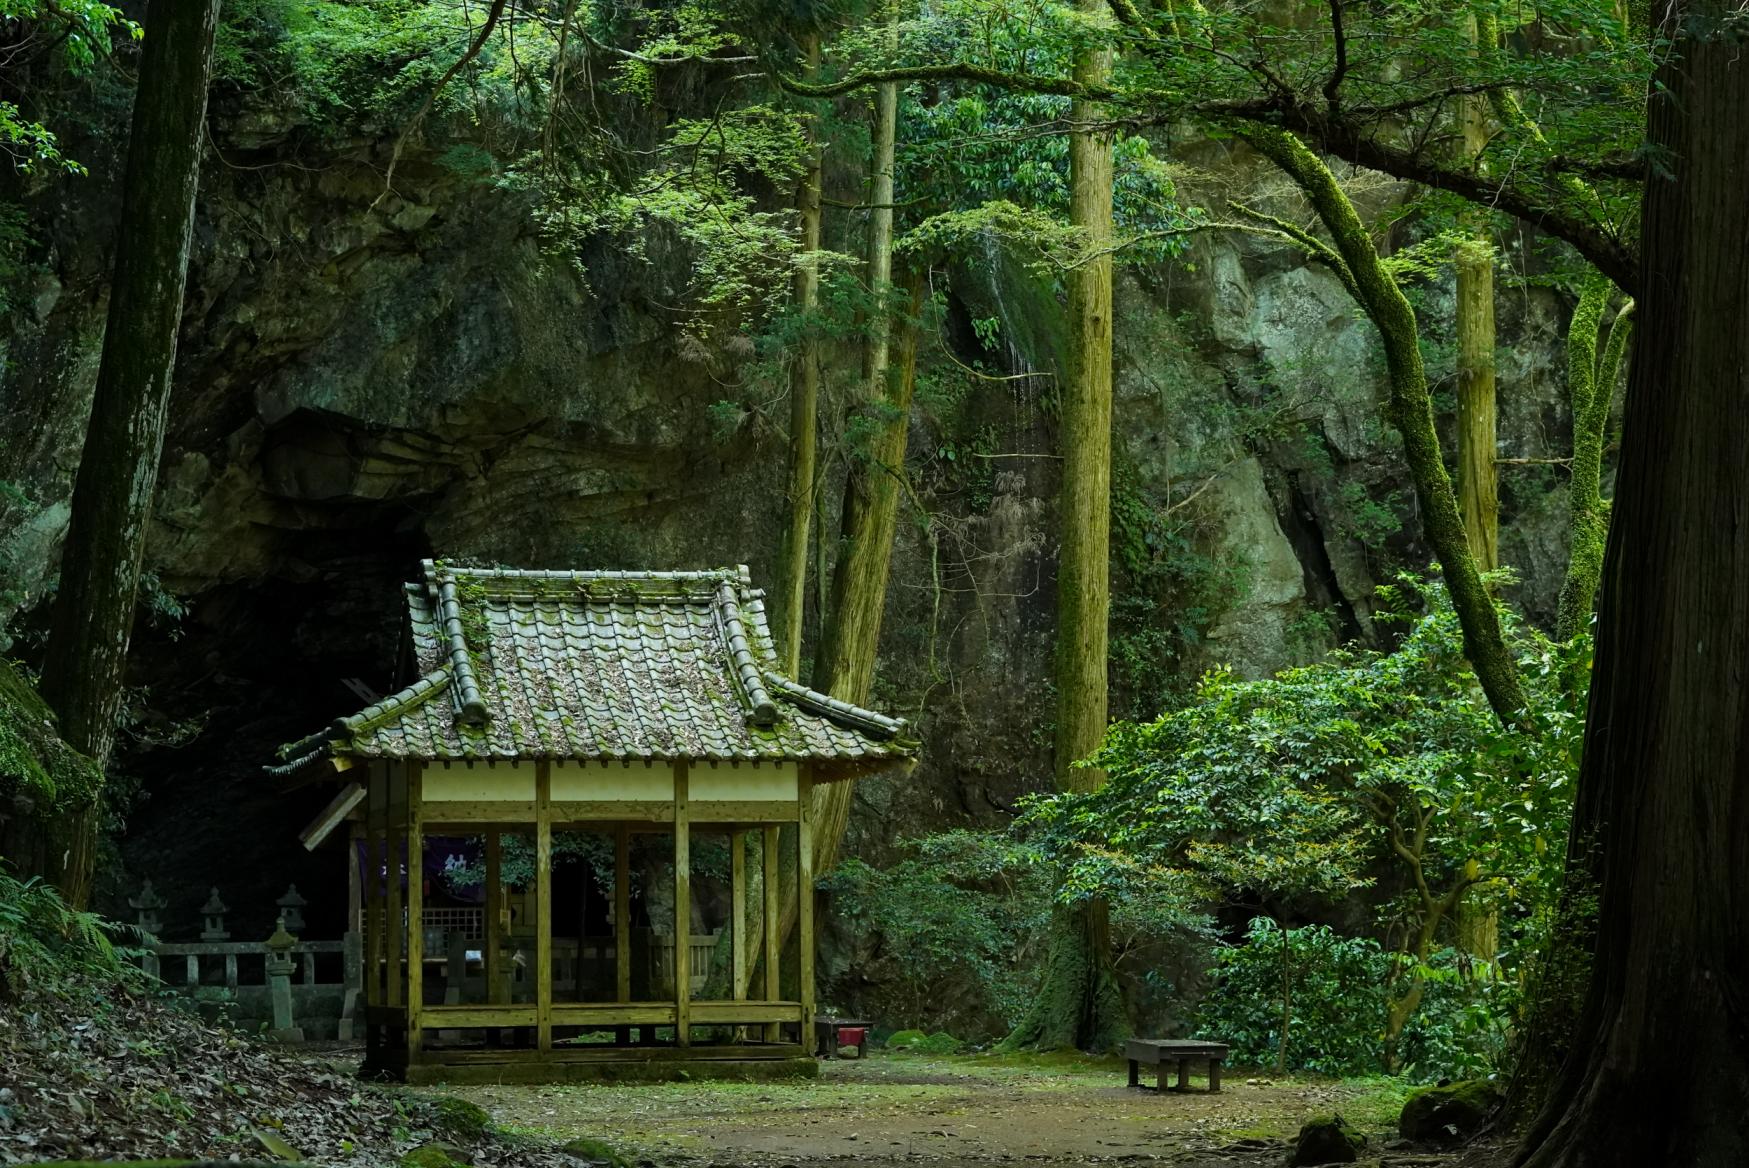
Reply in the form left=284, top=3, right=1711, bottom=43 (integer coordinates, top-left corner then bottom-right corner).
left=762, top=671, right=907, bottom=741
left=425, top=559, right=491, bottom=726
left=714, top=580, right=778, bottom=726
left=270, top=666, right=453, bottom=774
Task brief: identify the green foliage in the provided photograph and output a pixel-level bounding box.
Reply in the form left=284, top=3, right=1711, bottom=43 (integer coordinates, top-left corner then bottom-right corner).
left=0, top=1, right=135, bottom=174
left=824, top=830, right=1052, bottom=1028
left=1199, top=918, right=1513, bottom=1081
left=0, top=867, right=143, bottom=999
left=1024, top=576, right=1584, bottom=1068
left=213, top=0, right=550, bottom=131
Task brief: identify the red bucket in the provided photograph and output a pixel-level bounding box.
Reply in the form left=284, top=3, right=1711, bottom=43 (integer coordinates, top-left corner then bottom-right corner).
left=836, top=1026, right=867, bottom=1057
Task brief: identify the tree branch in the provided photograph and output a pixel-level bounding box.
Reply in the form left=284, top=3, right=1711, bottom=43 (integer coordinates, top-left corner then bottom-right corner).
left=375, top=0, right=510, bottom=210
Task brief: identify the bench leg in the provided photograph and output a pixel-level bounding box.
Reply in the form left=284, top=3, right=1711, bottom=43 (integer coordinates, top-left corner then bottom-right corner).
left=1208, top=1058, right=1223, bottom=1093
left=1155, top=1063, right=1169, bottom=1094
left=1128, top=1059, right=1139, bottom=1088
left=1176, top=1058, right=1190, bottom=1091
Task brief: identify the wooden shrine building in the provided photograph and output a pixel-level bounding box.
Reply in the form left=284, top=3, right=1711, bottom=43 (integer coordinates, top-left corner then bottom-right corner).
left=272, top=562, right=915, bottom=1083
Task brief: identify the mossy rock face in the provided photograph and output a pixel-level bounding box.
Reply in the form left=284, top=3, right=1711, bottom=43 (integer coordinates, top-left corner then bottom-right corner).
left=1291, top=1113, right=1365, bottom=1165
left=400, top=1142, right=471, bottom=1168
left=561, top=1136, right=630, bottom=1167
left=1397, top=1078, right=1503, bottom=1143
left=885, top=1029, right=963, bottom=1054
left=430, top=1095, right=492, bottom=1141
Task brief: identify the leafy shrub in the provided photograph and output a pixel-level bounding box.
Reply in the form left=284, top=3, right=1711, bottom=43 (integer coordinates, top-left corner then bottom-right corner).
left=824, top=831, right=1052, bottom=1032
left=1196, top=917, right=1514, bottom=1081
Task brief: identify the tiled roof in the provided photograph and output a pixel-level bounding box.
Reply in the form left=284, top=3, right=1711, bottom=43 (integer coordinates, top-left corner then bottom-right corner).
left=271, top=562, right=914, bottom=774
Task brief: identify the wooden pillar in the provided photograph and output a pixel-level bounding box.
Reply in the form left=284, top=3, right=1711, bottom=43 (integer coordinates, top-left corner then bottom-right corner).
left=615, top=822, right=631, bottom=1045
left=730, top=829, right=747, bottom=1001
left=797, top=769, right=816, bottom=1053
left=762, top=824, right=780, bottom=1041
left=485, top=831, right=504, bottom=1004
left=405, top=762, right=424, bottom=1056
left=366, top=769, right=386, bottom=1009
left=673, top=761, right=691, bottom=1047
left=347, top=820, right=362, bottom=940
left=536, top=762, right=553, bottom=1052
left=385, top=767, right=405, bottom=1012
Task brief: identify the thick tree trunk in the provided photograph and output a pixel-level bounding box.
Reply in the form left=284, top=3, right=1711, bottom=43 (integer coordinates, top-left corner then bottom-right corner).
left=1002, top=0, right=1128, bottom=1053
left=776, top=34, right=824, bottom=678
left=1516, top=10, right=1749, bottom=1164
left=1234, top=123, right=1530, bottom=730
left=28, top=0, right=220, bottom=907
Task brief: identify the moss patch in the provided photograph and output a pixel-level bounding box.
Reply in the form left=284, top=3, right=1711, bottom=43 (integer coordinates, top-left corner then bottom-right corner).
left=560, top=1137, right=630, bottom=1167
left=0, top=657, right=102, bottom=813
left=1398, top=1078, right=1502, bottom=1143
left=429, top=1095, right=493, bottom=1141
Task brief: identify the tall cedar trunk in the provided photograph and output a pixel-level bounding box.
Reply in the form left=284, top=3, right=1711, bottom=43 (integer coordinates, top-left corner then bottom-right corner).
left=776, top=34, right=824, bottom=677
left=1516, top=9, right=1749, bottom=1164
left=1000, top=0, right=1128, bottom=1053
left=26, top=0, right=220, bottom=906
left=1234, top=123, right=1530, bottom=729
left=1453, top=51, right=1500, bottom=964
left=738, top=64, right=906, bottom=994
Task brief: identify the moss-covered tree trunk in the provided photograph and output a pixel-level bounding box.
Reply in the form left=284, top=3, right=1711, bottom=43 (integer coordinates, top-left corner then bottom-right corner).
left=28, top=0, right=220, bottom=906
left=809, top=267, right=925, bottom=857
left=1233, top=123, right=1529, bottom=730
left=1000, top=0, right=1128, bottom=1053
left=1453, top=56, right=1500, bottom=966
left=1555, top=278, right=1633, bottom=643
left=1517, top=10, right=1749, bottom=1162
left=738, top=63, right=911, bottom=995
left=776, top=33, right=825, bottom=677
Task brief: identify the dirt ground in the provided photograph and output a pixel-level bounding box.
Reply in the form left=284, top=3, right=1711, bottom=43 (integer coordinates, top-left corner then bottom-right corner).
left=449, top=1052, right=1481, bottom=1168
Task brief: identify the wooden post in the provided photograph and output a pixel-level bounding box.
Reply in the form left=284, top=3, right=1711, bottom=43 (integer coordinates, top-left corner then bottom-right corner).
left=673, top=761, right=691, bottom=1048
left=366, top=768, right=386, bottom=1009
left=406, top=763, right=424, bottom=1056
left=485, top=831, right=504, bottom=1005
left=762, top=824, right=780, bottom=1042
left=730, top=829, right=747, bottom=1001
left=797, top=769, right=816, bottom=1053
left=385, top=767, right=405, bottom=1011
left=536, top=762, right=553, bottom=1052
left=615, top=822, right=631, bottom=1045
left=347, top=821, right=362, bottom=940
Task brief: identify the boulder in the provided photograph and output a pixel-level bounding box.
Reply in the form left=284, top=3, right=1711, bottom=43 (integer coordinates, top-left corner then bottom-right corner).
left=1397, top=1079, right=1503, bottom=1144
left=1291, top=1113, right=1365, bottom=1165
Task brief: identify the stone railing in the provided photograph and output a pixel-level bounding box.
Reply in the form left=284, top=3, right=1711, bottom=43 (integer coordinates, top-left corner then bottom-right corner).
left=127, top=881, right=361, bottom=1042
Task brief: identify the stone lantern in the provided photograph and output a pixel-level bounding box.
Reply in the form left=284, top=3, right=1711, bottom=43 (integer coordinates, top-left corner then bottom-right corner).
left=199, top=887, right=230, bottom=941
left=264, top=914, right=303, bottom=1043
left=275, top=884, right=307, bottom=934
left=128, top=879, right=166, bottom=935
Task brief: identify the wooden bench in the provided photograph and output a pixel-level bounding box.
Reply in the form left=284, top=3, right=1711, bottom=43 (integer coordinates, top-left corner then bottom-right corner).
left=1125, top=1039, right=1229, bottom=1094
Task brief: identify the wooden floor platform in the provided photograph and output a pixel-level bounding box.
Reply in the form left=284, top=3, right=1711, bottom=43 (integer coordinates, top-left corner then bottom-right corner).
left=366, top=1042, right=818, bottom=1085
